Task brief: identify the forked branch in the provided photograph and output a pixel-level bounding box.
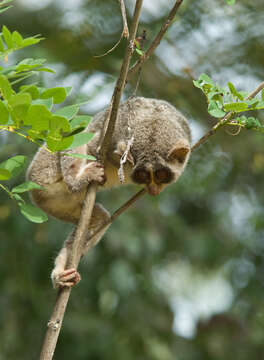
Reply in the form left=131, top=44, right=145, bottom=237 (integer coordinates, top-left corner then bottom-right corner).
left=128, top=0, right=184, bottom=78
left=94, top=0, right=129, bottom=58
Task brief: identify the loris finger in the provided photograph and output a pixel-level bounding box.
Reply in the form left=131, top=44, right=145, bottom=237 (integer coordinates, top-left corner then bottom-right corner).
left=57, top=268, right=81, bottom=286
left=84, top=162, right=106, bottom=184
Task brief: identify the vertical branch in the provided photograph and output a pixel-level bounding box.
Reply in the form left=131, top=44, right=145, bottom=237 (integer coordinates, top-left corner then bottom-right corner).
left=39, top=184, right=97, bottom=360
left=119, top=0, right=129, bottom=38
left=128, top=0, right=184, bottom=78
left=39, top=1, right=143, bottom=359
left=99, top=0, right=144, bottom=160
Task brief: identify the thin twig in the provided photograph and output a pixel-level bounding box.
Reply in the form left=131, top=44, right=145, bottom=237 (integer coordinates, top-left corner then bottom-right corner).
left=39, top=1, right=143, bottom=359
left=191, top=111, right=233, bottom=151
left=119, top=0, right=129, bottom=38
left=94, top=0, right=129, bottom=58
left=128, top=0, right=184, bottom=78
left=226, top=121, right=264, bottom=134
left=84, top=188, right=146, bottom=252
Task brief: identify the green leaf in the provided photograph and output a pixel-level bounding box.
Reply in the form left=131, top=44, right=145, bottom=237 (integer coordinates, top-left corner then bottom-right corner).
left=13, top=193, right=23, bottom=202
left=199, top=73, right=214, bottom=86
left=12, top=30, right=23, bottom=47
left=20, top=84, right=40, bottom=99
left=25, top=104, right=51, bottom=129
left=208, top=101, right=226, bottom=118
left=17, top=57, right=46, bottom=71
left=46, top=135, right=73, bottom=152
left=0, top=168, right=11, bottom=180
left=256, top=101, right=264, bottom=110
left=0, top=0, right=14, bottom=6
left=0, top=155, right=27, bottom=178
left=9, top=92, right=31, bottom=119
left=246, top=98, right=259, bottom=108
left=47, top=115, right=72, bottom=149
left=69, top=132, right=94, bottom=149
left=63, top=126, right=85, bottom=137
left=65, top=87, right=72, bottom=96
left=0, top=74, right=14, bottom=100
left=33, top=98, right=53, bottom=110
left=0, top=100, right=9, bottom=124
left=9, top=93, right=32, bottom=107
left=36, top=67, right=55, bottom=74
left=12, top=181, right=44, bottom=193
left=63, top=153, right=96, bottom=161
left=193, top=74, right=215, bottom=95
left=228, top=82, right=244, bottom=101
left=0, top=36, right=5, bottom=52
left=134, top=39, right=141, bottom=49
left=225, top=0, right=236, bottom=4
left=261, top=89, right=264, bottom=101
left=70, top=115, right=92, bottom=129
left=19, top=203, right=48, bottom=223
left=51, top=115, right=71, bottom=131
left=239, top=91, right=249, bottom=99
left=224, top=102, right=249, bottom=112
left=2, top=25, right=13, bottom=49
left=0, top=5, right=12, bottom=14
left=55, top=104, right=79, bottom=120
left=21, top=36, right=43, bottom=48
left=27, top=129, right=45, bottom=140
left=135, top=48, right=143, bottom=56
left=244, top=117, right=262, bottom=129
left=193, top=80, right=202, bottom=90
left=41, top=87, right=67, bottom=104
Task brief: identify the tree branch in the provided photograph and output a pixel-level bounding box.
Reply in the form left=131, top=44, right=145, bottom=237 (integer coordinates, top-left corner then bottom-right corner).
left=39, top=1, right=143, bottom=359
left=84, top=188, right=147, bottom=253
left=94, top=0, right=129, bottom=58
left=128, top=0, right=184, bottom=78
left=119, top=0, right=129, bottom=39
left=39, top=184, right=97, bottom=360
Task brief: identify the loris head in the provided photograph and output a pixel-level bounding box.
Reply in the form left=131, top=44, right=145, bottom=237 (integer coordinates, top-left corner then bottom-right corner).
left=114, top=97, right=192, bottom=196
left=131, top=138, right=190, bottom=196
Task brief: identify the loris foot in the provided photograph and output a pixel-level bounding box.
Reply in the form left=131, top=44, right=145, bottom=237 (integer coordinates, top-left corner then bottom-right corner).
left=52, top=268, right=81, bottom=288
left=83, top=162, right=106, bottom=184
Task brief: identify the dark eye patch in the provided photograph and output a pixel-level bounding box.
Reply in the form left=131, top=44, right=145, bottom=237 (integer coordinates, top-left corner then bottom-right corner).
left=132, top=168, right=151, bottom=184
left=154, top=168, right=173, bottom=184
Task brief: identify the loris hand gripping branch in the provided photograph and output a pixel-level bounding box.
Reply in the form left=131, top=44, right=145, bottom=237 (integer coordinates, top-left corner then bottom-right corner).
left=27, top=97, right=191, bottom=288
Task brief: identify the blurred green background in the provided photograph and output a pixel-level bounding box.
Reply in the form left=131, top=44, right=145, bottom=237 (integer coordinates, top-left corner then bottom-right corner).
left=1, top=0, right=264, bottom=359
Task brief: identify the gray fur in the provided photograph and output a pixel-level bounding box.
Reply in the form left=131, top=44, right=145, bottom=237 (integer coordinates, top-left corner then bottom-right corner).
left=27, top=97, right=191, bottom=287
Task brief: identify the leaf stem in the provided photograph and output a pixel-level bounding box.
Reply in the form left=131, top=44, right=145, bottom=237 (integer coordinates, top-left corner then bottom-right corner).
left=0, top=182, right=12, bottom=197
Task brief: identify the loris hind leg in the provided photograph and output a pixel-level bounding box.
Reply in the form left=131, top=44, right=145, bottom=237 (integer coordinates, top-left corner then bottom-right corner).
left=51, top=203, right=110, bottom=288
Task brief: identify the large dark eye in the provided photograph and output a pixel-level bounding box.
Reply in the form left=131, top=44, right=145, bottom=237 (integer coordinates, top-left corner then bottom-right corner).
left=132, top=169, right=151, bottom=184
left=154, top=168, right=172, bottom=184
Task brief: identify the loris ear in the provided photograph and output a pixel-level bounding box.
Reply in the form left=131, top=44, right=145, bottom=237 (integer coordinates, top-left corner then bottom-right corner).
left=168, top=140, right=190, bottom=164
left=114, top=141, right=135, bottom=165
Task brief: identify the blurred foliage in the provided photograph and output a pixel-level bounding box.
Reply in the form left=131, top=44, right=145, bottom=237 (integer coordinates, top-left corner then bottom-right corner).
left=1, top=0, right=264, bottom=359
left=0, top=14, right=97, bottom=222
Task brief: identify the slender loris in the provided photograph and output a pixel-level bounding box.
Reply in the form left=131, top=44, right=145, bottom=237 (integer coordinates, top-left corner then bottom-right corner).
left=27, top=97, right=191, bottom=288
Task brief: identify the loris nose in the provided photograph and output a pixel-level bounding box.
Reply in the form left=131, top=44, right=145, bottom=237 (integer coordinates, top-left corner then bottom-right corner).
left=147, top=183, right=162, bottom=196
